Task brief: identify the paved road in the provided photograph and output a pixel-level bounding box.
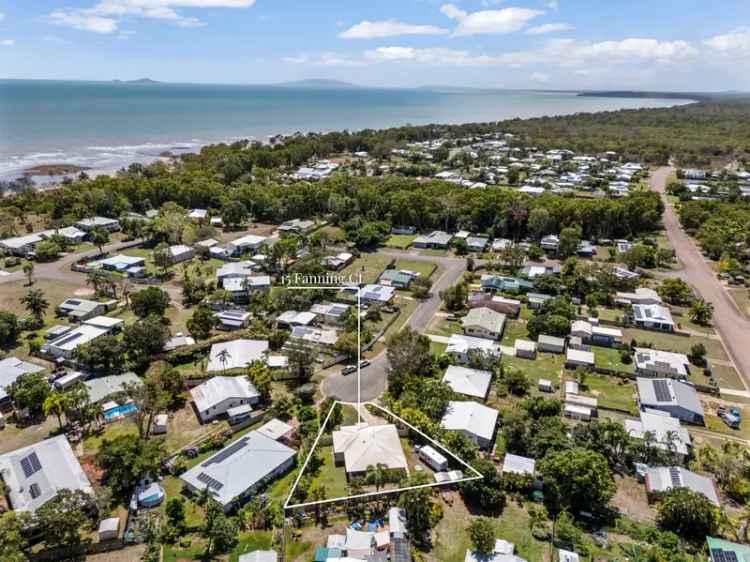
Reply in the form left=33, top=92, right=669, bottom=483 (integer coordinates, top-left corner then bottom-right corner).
left=320, top=249, right=468, bottom=402
left=649, top=166, right=750, bottom=390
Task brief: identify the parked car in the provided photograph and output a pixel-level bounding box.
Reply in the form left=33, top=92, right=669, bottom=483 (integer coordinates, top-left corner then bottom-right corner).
left=341, top=365, right=357, bottom=375
left=359, top=359, right=371, bottom=368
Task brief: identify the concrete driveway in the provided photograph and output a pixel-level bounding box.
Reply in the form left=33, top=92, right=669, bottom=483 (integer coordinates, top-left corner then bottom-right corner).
left=649, top=166, right=750, bottom=391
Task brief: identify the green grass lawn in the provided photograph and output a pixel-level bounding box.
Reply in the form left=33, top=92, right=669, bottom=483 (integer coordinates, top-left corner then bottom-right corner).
left=501, top=319, right=528, bottom=345
left=385, top=234, right=417, bottom=249
left=430, top=501, right=549, bottom=562
left=704, top=411, right=750, bottom=441
left=426, top=317, right=462, bottom=337
left=430, top=341, right=448, bottom=356
left=623, top=328, right=729, bottom=361
left=342, top=253, right=439, bottom=284
left=581, top=373, right=638, bottom=414
left=310, top=446, right=349, bottom=499
left=729, top=288, right=750, bottom=321
left=504, top=353, right=564, bottom=385
left=593, top=346, right=635, bottom=374
left=711, top=364, right=746, bottom=390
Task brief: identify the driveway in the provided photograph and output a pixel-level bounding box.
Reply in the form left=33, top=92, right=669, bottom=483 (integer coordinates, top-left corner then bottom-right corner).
left=320, top=249, right=468, bottom=402
left=649, top=166, right=750, bottom=390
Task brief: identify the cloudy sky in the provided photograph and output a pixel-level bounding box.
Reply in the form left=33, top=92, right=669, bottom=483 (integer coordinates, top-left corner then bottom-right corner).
left=1, top=0, right=750, bottom=90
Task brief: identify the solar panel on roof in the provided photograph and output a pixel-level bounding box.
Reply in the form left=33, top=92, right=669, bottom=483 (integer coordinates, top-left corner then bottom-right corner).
left=653, top=380, right=671, bottom=402
left=53, top=332, right=84, bottom=347
left=203, top=437, right=249, bottom=466
left=196, top=472, right=224, bottom=491
left=712, top=549, right=739, bottom=562
left=20, top=452, right=42, bottom=478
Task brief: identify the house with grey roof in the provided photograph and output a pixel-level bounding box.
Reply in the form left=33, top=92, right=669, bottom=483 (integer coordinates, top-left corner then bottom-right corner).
left=0, top=435, right=93, bottom=514
left=462, top=307, right=506, bottom=340
left=85, top=372, right=142, bottom=404
left=75, top=216, right=121, bottom=232
left=481, top=274, right=534, bottom=294
left=645, top=466, right=719, bottom=505
left=636, top=378, right=704, bottom=424
left=378, top=268, right=415, bottom=289
left=412, top=231, right=453, bottom=249
left=625, top=410, right=691, bottom=460
left=180, top=431, right=295, bottom=511
left=190, top=375, right=260, bottom=423
left=0, top=357, right=46, bottom=405
left=632, top=303, right=675, bottom=331
left=537, top=335, right=566, bottom=354
left=441, top=401, right=499, bottom=450
left=634, top=348, right=690, bottom=379
left=442, top=365, right=493, bottom=399
left=56, top=298, right=107, bottom=321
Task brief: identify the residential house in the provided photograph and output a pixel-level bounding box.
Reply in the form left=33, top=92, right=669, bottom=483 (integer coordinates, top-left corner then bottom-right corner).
left=521, top=264, right=560, bottom=279
left=91, top=254, right=145, bottom=273
left=636, top=378, right=704, bottom=424
left=412, top=231, right=453, bottom=249
left=466, top=236, right=489, bottom=252
left=540, top=234, right=560, bottom=253
left=632, top=304, right=675, bottom=331
left=537, top=335, right=566, bottom=354
left=332, top=423, right=408, bottom=476
left=502, top=453, right=535, bottom=478
left=190, top=376, right=260, bottom=423
left=565, top=348, right=595, bottom=368
left=514, top=339, right=537, bottom=359
left=216, top=310, right=252, bottom=331
left=277, top=219, right=315, bottom=235
left=180, top=431, right=295, bottom=511
left=706, top=537, right=750, bottom=562
left=323, top=252, right=354, bottom=270
left=42, top=323, right=110, bottom=359
left=570, top=320, right=622, bottom=347
left=634, top=348, right=690, bottom=379
left=84, top=372, right=142, bottom=404
left=526, top=292, right=552, bottom=309
left=56, top=298, right=108, bottom=321
left=576, top=240, right=597, bottom=257
left=169, top=244, right=194, bottom=264
left=0, top=357, right=45, bottom=406
left=226, top=234, right=267, bottom=256
left=286, top=326, right=338, bottom=351
left=615, top=287, right=662, bottom=306
left=276, top=310, right=317, bottom=329
left=625, top=410, right=691, bottom=460
left=206, top=339, right=269, bottom=373
left=442, top=365, right=493, bottom=400
left=645, top=466, right=719, bottom=505
left=0, top=435, right=93, bottom=514
left=378, top=269, right=415, bottom=289
left=164, top=333, right=196, bottom=351
left=468, top=293, right=521, bottom=318
left=462, top=307, right=506, bottom=340
left=310, top=302, right=351, bottom=325
left=358, top=284, right=396, bottom=304
left=481, top=274, right=534, bottom=294
left=75, top=216, right=121, bottom=232
left=441, top=401, right=499, bottom=450
left=446, top=334, right=502, bottom=366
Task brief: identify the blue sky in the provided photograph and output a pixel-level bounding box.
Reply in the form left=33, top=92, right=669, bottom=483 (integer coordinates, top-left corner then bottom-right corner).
left=1, top=0, right=750, bottom=90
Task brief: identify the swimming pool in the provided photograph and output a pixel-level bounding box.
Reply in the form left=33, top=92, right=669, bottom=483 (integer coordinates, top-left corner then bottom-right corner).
left=103, top=402, right=137, bottom=420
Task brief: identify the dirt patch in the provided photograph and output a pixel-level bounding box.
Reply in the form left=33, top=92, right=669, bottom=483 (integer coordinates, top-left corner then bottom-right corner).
left=610, top=474, right=655, bottom=523
left=86, top=544, right=146, bottom=562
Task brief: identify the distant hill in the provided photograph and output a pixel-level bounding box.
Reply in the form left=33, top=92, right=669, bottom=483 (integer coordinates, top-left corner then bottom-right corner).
left=112, top=78, right=161, bottom=84
left=275, top=79, right=360, bottom=89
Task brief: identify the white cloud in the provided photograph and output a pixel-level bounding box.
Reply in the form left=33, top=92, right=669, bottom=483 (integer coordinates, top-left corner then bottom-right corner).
left=339, top=19, right=448, bottom=39
left=440, top=3, right=543, bottom=36
left=530, top=72, right=549, bottom=83
left=50, top=10, right=119, bottom=33
left=704, top=27, right=750, bottom=56
left=365, top=46, right=496, bottom=66
left=1, top=39, right=15, bottom=46
left=498, top=38, right=697, bottom=67
left=283, top=52, right=362, bottom=66
left=48, top=0, right=255, bottom=33
left=525, top=22, right=573, bottom=35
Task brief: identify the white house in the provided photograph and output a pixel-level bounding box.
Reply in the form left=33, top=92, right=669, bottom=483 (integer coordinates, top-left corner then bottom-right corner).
left=634, top=348, right=690, bottom=379
left=462, top=307, right=506, bottom=340
left=190, top=376, right=260, bottom=423
left=633, top=304, right=675, bottom=331
left=332, top=423, right=408, bottom=475
left=446, top=334, right=502, bottom=366
left=442, top=365, right=493, bottom=400
left=441, top=401, right=499, bottom=450
left=226, top=234, right=267, bottom=256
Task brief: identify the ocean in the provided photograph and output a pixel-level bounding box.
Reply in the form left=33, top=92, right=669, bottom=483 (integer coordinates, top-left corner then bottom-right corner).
left=0, top=79, right=693, bottom=182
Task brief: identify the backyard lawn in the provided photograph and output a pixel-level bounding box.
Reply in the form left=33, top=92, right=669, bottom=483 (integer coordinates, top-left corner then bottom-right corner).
left=385, top=234, right=417, bottom=249
left=500, top=319, right=528, bottom=345
left=593, top=346, right=635, bottom=374
left=581, top=373, right=638, bottom=414
left=504, top=353, right=565, bottom=385
left=341, top=253, right=438, bottom=284
left=623, top=328, right=729, bottom=362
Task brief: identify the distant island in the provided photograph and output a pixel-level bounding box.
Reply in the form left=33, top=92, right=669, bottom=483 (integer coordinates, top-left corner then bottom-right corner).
left=112, top=78, right=161, bottom=84
left=273, top=79, right=360, bottom=89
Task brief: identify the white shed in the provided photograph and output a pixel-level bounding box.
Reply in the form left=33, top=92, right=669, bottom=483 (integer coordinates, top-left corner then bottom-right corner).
left=98, top=517, right=120, bottom=541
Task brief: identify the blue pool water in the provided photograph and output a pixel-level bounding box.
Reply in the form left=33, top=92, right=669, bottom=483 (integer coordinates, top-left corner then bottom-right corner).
left=103, top=402, right=137, bottom=420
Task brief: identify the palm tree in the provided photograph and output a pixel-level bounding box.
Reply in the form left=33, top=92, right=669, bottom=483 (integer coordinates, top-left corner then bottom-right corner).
left=689, top=298, right=714, bottom=326
left=43, top=390, right=68, bottom=430
left=89, top=225, right=110, bottom=255
left=367, top=463, right=388, bottom=492
left=217, top=348, right=232, bottom=375
left=22, top=260, right=34, bottom=286
left=20, top=288, right=49, bottom=325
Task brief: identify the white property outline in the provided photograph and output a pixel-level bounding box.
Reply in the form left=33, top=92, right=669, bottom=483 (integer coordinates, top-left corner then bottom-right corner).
left=283, top=400, right=484, bottom=511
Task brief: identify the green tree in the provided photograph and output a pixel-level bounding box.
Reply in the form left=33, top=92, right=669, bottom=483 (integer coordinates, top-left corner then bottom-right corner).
left=75, top=334, right=125, bottom=375
left=656, top=487, right=719, bottom=542
left=0, top=311, right=19, bottom=347
left=186, top=304, right=216, bottom=340
left=43, top=389, right=68, bottom=430
left=658, top=278, right=693, bottom=305
left=538, top=447, right=616, bottom=513
left=468, top=517, right=496, bottom=555
left=221, top=200, right=248, bottom=228
left=123, top=315, right=169, bottom=370
left=0, top=511, right=29, bottom=562
left=89, top=225, right=110, bottom=254
left=248, top=361, right=273, bottom=403
left=386, top=327, right=434, bottom=397
left=165, top=497, right=186, bottom=532
left=398, top=475, right=442, bottom=549
left=95, top=434, right=165, bottom=499
left=152, top=242, right=172, bottom=276
left=460, top=457, right=506, bottom=513
left=35, top=489, right=94, bottom=549
left=558, top=226, right=582, bottom=257
left=202, top=500, right=238, bottom=555
left=440, top=282, right=468, bottom=312
left=131, top=286, right=171, bottom=318
left=9, top=371, right=51, bottom=417
left=20, top=288, right=49, bottom=325
left=689, top=298, right=714, bottom=326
